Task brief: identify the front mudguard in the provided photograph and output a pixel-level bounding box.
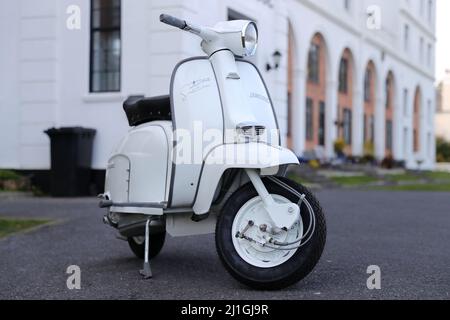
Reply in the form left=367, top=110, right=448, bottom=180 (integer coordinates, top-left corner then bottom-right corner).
left=192, top=143, right=299, bottom=215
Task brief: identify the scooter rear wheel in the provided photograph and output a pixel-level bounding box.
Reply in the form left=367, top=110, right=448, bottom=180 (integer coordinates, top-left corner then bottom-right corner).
left=127, top=232, right=166, bottom=260
left=215, top=177, right=326, bottom=290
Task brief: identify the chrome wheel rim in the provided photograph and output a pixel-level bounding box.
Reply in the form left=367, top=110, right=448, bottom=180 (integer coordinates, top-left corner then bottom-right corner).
left=231, top=195, right=303, bottom=268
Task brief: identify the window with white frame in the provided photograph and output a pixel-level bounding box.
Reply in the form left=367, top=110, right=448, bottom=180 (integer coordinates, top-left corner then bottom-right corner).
left=385, top=77, right=391, bottom=109
left=364, top=68, right=372, bottom=102
left=419, top=37, right=424, bottom=63
left=338, top=57, right=348, bottom=93
left=306, top=98, right=313, bottom=141
left=344, top=0, right=351, bottom=11
left=428, top=0, right=433, bottom=23
left=404, top=24, right=409, bottom=52
left=427, top=43, right=433, bottom=67
left=308, top=43, right=320, bottom=84
left=343, top=108, right=352, bottom=145
left=386, top=120, right=393, bottom=151
left=403, top=88, right=409, bottom=116
left=90, top=0, right=121, bottom=93
left=319, top=101, right=326, bottom=146
left=369, top=115, right=375, bottom=143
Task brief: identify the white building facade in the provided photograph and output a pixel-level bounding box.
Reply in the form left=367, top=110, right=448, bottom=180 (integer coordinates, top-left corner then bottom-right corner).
left=0, top=0, right=436, bottom=179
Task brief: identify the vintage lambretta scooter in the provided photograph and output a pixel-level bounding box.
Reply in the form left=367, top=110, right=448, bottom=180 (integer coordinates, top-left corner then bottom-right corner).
left=99, top=14, right=326, bottom=290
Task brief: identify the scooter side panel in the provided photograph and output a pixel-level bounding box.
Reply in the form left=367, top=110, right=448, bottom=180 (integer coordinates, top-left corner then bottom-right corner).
left=105, top=155, right=130, bottom=203
left=126, top=125, right=169, bottom=203
left=170, top=58, right=224, bottom=207
left=106, top=122, right=171, bottom=205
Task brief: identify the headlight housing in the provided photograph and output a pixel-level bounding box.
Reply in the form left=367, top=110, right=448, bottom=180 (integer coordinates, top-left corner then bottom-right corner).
left=242, top=22, right=258, bottom=57
left=209, top=20, right=259, bottom=58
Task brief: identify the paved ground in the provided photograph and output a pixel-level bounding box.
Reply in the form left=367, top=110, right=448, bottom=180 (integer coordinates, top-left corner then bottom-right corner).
left=0, top=190, right=449, bottom=300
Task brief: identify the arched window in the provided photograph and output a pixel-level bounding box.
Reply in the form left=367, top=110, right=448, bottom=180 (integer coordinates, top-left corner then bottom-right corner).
left=308, top=43, right=320, bottom=83
left=385, top=77, right=391, bottom=109
left=385, top=72, right=395, bottom=155
left=337, top=48, right=354, bottom=153
left=364, top=69, right=372, bottom=102
left=363, top=61, right=376, bottom=146
left=338, top=57, right=348, bottom=93
left=305, top=33, right=327, bottom=152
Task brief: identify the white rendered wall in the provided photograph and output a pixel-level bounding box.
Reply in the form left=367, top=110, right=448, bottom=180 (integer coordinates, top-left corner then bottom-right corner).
left=0, top=0, right=436, bottom=171
left=0, top=0, right=60, bottom=169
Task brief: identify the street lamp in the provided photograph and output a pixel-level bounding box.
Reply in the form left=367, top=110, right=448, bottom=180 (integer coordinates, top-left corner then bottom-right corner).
left=334, top=120, right=344, bottom=128
left=266, top=50, right=282, bottom=72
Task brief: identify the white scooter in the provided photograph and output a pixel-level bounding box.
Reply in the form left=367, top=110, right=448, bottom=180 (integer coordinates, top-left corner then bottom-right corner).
left=99, top=14, right=326, bottom=290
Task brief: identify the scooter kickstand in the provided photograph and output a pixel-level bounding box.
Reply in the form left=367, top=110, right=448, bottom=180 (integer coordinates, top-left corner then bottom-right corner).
left=140, top=218, right=153, bottom=279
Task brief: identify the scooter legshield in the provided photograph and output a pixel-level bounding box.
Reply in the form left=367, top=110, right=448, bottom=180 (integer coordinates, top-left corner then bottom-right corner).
left=192, top=143, right=299, bottom=215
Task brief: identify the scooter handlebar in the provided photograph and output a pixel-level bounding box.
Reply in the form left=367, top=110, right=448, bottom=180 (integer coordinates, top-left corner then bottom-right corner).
left=159, top=14, right=187, bottom=30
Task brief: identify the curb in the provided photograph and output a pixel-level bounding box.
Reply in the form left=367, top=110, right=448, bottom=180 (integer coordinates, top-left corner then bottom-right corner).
left=0, top=192, right=34, bottom=200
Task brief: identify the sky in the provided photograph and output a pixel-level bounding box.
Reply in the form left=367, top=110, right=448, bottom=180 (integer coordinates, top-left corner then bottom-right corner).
left=436, top=0, right=450, bottom=81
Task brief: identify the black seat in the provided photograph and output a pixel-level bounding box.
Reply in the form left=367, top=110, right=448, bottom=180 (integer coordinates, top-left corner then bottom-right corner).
left=123, top=95, right=172, bottom=127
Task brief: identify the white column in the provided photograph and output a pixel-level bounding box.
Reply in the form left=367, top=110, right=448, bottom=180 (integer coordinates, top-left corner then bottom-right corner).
left=429, top=130, right=436, bottom=169
left=326, top=80, right=338, bottom=158
left=271, top=8, right=289, bottom=148
left=352, top=88, right=364, bottom=156
left=405, top=123, right=414, bottom=168
left=375, top=95, right=385, bottom=160
left=292, top=68, right=307, bottom=157
left=420, top=100, right=428, bottom=166
left=392, top=88, right=403, bottom=160
left=429, top=96, right=437, bottom=168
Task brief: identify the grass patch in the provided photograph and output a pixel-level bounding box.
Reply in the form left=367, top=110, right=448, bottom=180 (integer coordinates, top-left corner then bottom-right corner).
left=331, top=175, right=379, bottom=186
left=287, top=174, right=311, bottom=185
left=386, top=173, right=421, bottom=182
left=289, top=170, right=450, bottom=191
left=0, top=218, right=50, bottom=238
left=370, top=183, right=450, bottom=192
left=424, top=171, right=450, bottom=181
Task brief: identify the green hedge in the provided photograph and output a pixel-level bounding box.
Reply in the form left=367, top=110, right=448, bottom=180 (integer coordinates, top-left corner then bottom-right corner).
left=0, top=170, right=21, bottom=181
left=437, top=137, right=450, bottom=162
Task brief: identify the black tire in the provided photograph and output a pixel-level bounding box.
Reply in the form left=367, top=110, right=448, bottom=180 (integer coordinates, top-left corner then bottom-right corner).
left=215, top=177, right=326, bottom=290
left=127, top=232, right=166, bottom=260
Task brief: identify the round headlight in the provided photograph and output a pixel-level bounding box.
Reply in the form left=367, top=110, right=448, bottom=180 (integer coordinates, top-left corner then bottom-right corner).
left=242, top=22, right=258, bottom=56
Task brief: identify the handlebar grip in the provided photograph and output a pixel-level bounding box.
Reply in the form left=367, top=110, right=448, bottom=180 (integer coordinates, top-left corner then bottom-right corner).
left=159, top=14, right=187, bottom=30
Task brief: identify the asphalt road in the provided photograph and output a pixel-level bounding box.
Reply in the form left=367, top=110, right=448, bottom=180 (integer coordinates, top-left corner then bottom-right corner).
left=0, top=190, right=449, bottom=300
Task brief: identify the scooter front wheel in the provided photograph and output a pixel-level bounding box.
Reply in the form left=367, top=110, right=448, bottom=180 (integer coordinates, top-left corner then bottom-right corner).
left=215, top=177, right=326, bottom=290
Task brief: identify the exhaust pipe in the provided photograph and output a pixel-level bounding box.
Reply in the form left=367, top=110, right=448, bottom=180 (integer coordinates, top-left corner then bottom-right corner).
left=103, top=214, right=118, bottom=228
